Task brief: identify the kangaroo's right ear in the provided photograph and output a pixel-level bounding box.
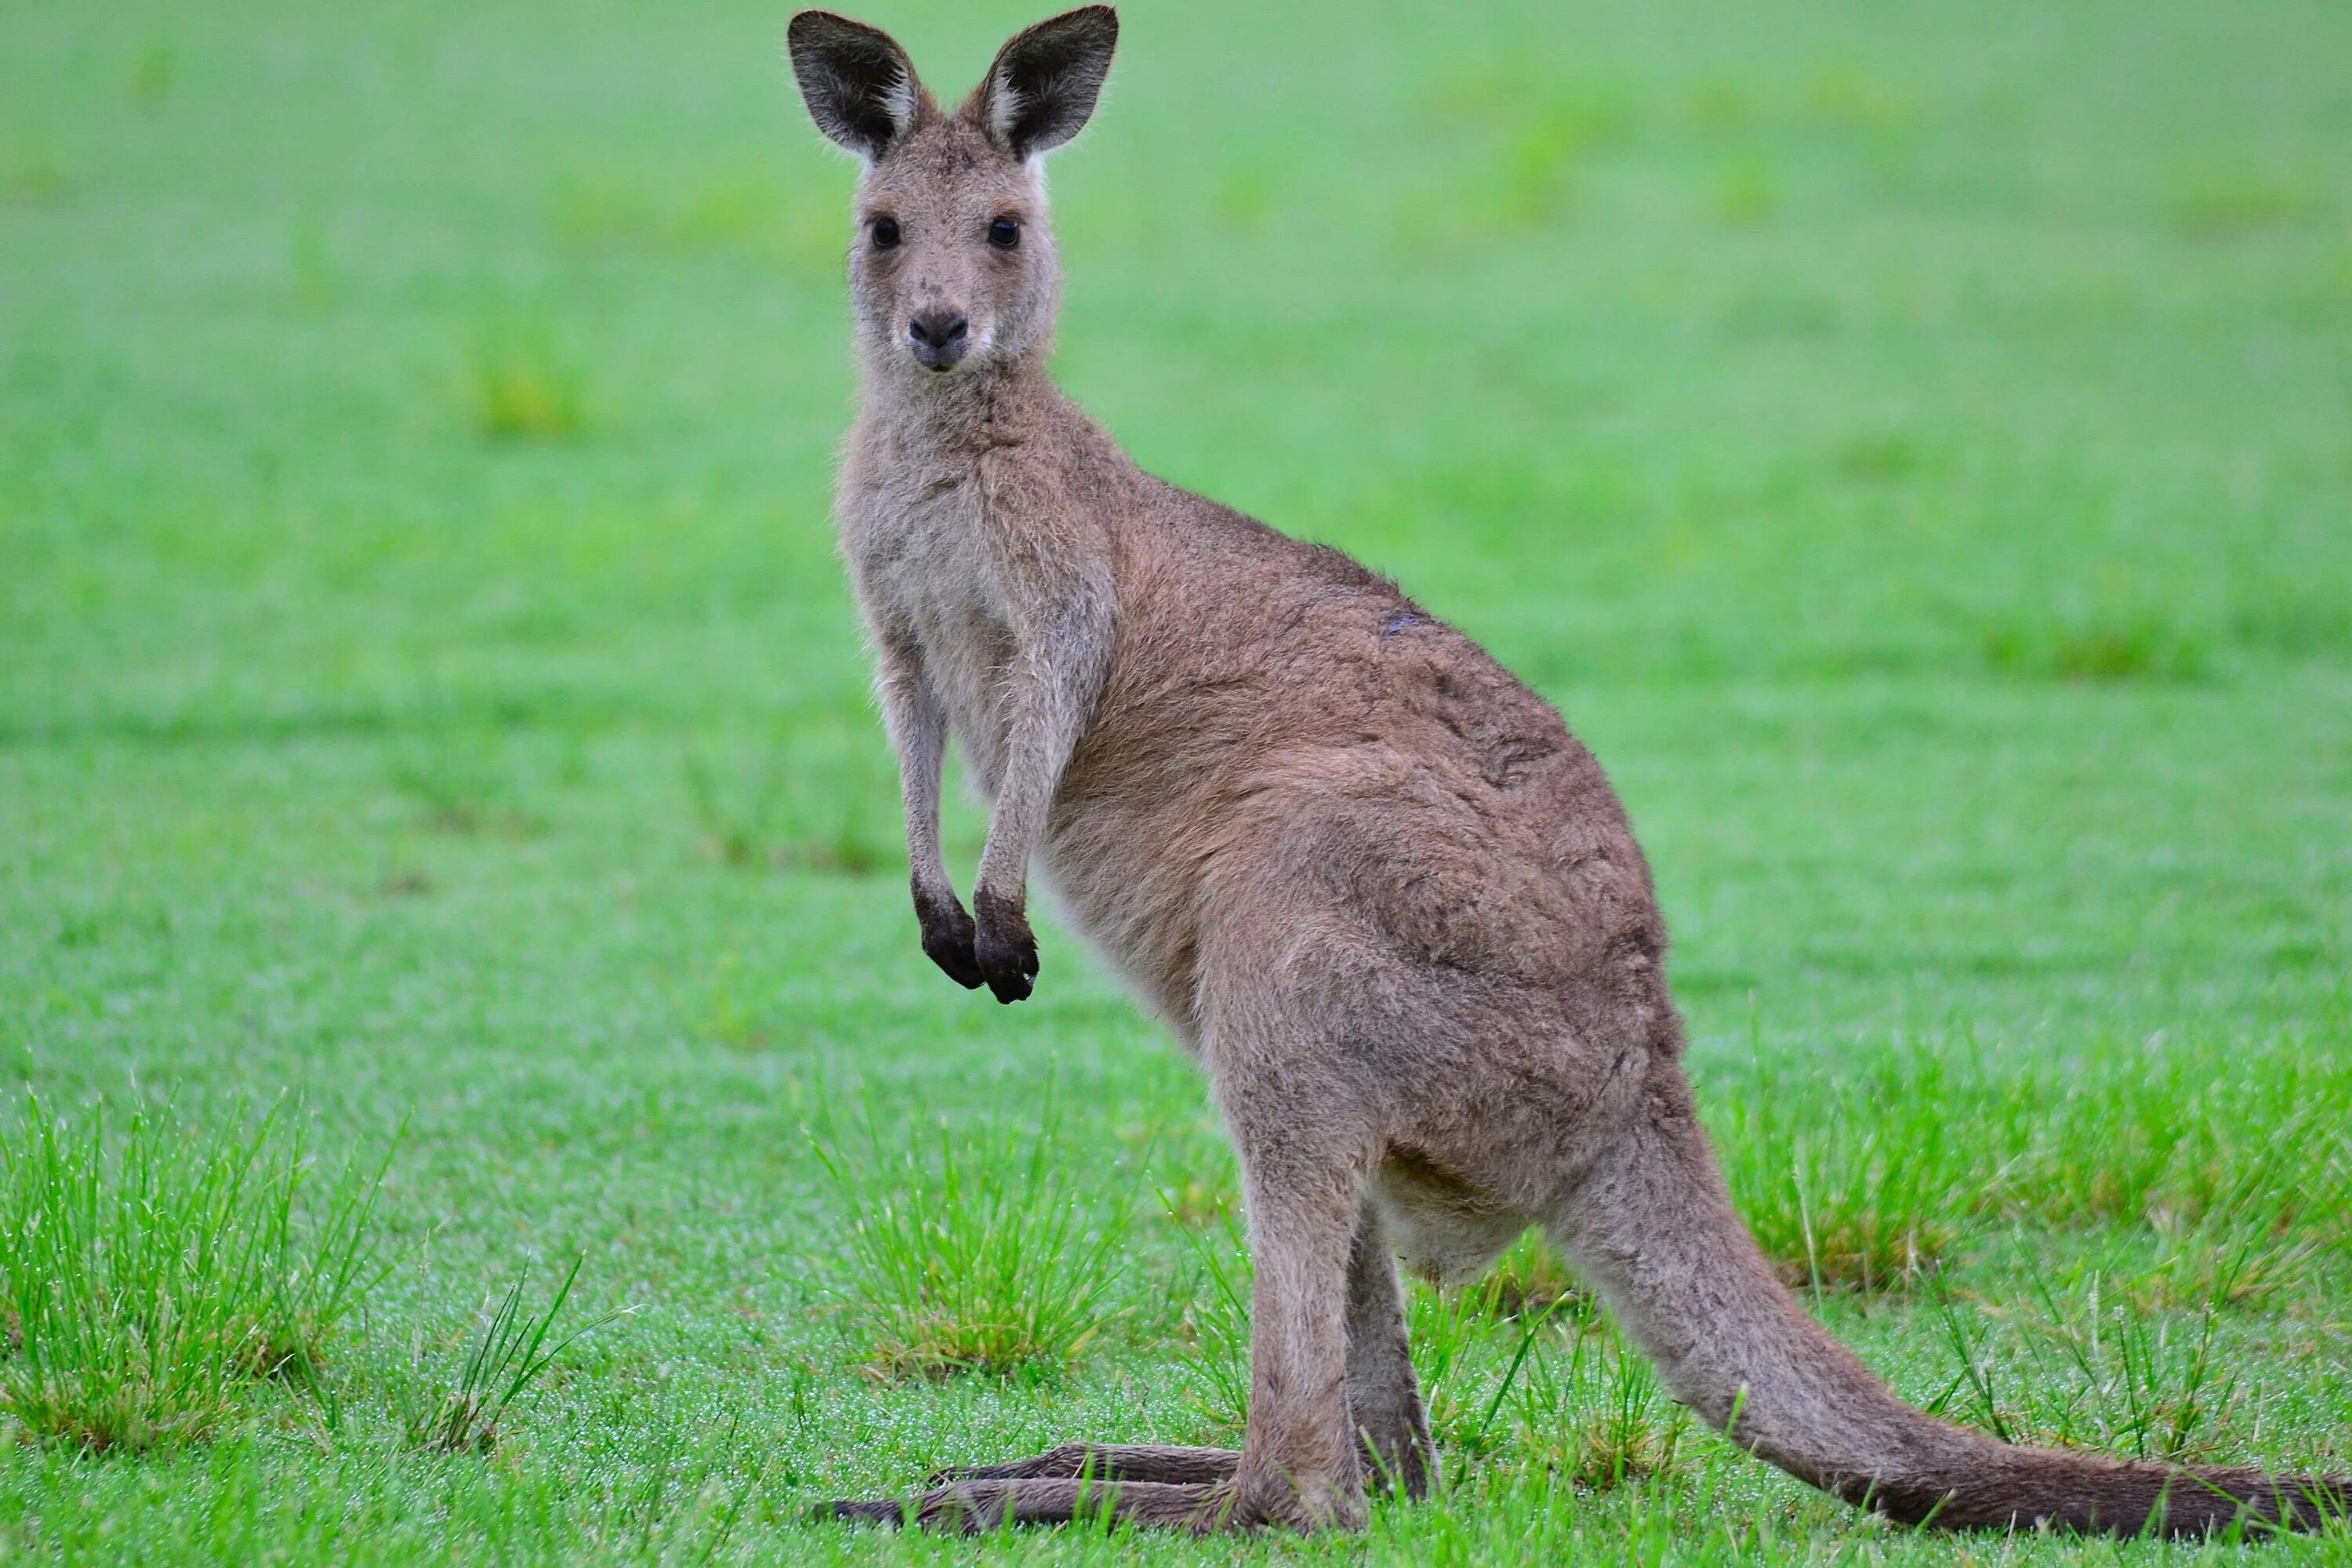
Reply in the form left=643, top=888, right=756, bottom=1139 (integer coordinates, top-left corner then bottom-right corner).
left=786, top=11, right=924, bottom=162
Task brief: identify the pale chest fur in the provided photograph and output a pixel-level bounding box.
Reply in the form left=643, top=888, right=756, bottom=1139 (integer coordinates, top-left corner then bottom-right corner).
left=839, top=444, right=1022, bottom=796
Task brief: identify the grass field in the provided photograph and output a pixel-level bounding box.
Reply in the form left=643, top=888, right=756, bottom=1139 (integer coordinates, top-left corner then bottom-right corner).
left=5, top=0, right=2351, bottom=1559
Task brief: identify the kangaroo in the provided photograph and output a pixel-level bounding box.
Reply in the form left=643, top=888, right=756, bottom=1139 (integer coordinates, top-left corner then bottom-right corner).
left=786, top=5, right=2347, bottom=1537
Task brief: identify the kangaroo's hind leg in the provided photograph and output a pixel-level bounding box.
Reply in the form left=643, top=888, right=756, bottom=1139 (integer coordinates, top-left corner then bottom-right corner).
left=1344, top=1199, right=1436, bottom=1498
left=926, top=1443, right=1240, bottom=1486
left=915, top=1200, right=1431, bottom=1501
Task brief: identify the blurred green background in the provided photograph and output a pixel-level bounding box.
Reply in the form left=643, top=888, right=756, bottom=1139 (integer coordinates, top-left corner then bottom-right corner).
left=2, top=0, right=2349, bottom=1560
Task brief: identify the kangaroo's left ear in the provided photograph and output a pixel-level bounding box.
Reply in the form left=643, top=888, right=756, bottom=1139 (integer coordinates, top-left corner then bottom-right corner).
left=974, top=5, right=1118, bottom=162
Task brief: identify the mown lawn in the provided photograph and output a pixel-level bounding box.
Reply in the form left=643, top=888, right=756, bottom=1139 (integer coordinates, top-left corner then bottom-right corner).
left=3, top=0, right=2350, bottom=1561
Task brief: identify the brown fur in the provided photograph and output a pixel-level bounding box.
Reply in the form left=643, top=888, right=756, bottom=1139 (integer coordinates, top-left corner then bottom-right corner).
left=786, top=6, right=2349, bottom=1537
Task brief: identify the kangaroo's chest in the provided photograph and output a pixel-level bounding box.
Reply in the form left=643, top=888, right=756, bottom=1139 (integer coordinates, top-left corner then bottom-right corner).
left=844, top=469, right=1019, bottom=793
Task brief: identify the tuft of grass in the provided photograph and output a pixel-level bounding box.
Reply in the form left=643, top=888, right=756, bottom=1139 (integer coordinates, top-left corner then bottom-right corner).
left=1981, top=611, right=2209, bottom=683
left=2132, top=1168, right=2332, bottom=1314
left=1711, top=158, right=1783, bottom=226
left=408, top=1258, right=628, bottom=1454
left=2164, top=158, right=2332, bottom=235
left=388, top=739, right=542, bottom=838
left=1410, top=1275, right=1497, bottom=1436
left=1835, top=430, right=1925, bottom=482
left=1167, top=1193, right=1253, bottom=1433
left=1993, top=1051, right=2352, bottom=1243
left=0, top=1093, right=393, bottom=1453
left=1557, top=1319, right=1686, bottom=1490
left=1711, top=1025, right=2351, bottom=1301
left=1419, top=1274, right=1592, bottom=1465
left=1713, top=1022, right=1964, bottom=1293
left=1495, top=1314, right=1685, bottom=1491
left=813, top=1098, right=1130, bottom=1380
left=126, top=42, right=176, bottom=109
left=1480, top=1229, right=1585, bottom=1319
left=466, top=334, right=589, bottom=441
left=1931, top=1243, right=2248, bottom=1464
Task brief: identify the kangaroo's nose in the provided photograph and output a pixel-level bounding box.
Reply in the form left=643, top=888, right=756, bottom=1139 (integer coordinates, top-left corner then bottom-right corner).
left=907, top=311, right=970, bottom=369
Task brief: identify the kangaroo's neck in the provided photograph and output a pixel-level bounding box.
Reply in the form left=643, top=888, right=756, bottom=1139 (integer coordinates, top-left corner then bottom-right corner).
left=855, top=346, right=1066, bottom=467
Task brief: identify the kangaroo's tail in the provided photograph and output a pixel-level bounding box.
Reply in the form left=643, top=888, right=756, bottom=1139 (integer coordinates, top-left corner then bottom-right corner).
left=1552, top=1062, right=2347, bottom=1537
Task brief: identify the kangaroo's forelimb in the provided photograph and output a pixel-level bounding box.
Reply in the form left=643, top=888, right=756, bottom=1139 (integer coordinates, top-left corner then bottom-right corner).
left=964, top=566, right=1112, bottom=1002
left=871, top=623, right=983, bottom=990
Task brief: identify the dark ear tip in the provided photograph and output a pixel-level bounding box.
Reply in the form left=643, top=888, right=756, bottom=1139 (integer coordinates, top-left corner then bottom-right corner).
left=1034, top=4, right=1117, bottom=47
left=784, top=11, right=830, bottom=59
left=786, top=9, right=880, bottom=53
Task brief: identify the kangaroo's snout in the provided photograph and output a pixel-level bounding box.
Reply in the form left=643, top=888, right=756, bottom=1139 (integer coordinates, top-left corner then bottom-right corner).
left=907, top=310, right=970, bottom=371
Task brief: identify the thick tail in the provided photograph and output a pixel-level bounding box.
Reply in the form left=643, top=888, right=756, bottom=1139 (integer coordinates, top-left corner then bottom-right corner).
left=1552, top=1065, right=2347, bottom=1537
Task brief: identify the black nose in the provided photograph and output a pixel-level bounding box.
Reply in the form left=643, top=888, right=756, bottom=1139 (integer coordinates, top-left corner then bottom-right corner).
left=908, top=312, right=967, bottom=347
left=907, top=311, right=969, bottom=368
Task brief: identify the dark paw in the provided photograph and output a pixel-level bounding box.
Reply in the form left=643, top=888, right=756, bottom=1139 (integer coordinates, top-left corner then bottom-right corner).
left=819, top=1497, right=909, bottom=1527
left=971, top=889, right=1040, bottom=1004
left=913, top=885, right=983, bottom=990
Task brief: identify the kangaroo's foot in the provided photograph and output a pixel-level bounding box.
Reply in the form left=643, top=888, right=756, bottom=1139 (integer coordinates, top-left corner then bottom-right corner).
left=824, top=1476, right=1233, bottom=1534
left=927, top=1442, right=1240, bottom=1486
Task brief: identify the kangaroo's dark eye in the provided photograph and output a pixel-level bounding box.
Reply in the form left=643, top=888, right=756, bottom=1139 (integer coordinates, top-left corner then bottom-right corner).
left=988, top=216, right=1021, bottom=250
left=869, top=216, right=900, bottom=249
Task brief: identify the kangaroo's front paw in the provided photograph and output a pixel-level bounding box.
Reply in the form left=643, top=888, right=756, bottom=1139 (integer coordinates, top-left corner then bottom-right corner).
left=971, top=889, right=1040, bottom=1004
left=913, top=885, right=984, bottom=990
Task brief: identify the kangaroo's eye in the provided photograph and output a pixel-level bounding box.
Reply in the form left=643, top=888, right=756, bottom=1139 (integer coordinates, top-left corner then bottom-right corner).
left=988, top=216, right=1021, bottom=250
left=869, top=216, right=900, bottom=249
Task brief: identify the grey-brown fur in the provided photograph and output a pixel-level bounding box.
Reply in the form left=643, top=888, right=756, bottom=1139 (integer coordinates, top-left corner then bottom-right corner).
left=786, top=6, right=2348, bottom=1537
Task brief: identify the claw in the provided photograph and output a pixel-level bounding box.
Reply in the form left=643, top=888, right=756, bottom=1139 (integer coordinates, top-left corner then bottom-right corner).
left=971, top=888, right=1040, bottom=1003
left=913, top=885, right=985, bottom=989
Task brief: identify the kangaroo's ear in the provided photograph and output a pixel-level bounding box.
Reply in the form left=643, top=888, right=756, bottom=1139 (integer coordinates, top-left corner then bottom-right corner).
left=974, top=5, right=1118, bottom=161
left=787, top=11, right=924, bottom=162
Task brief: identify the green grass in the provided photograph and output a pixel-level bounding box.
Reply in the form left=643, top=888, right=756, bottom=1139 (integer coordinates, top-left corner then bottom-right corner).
left=2, top=0, right=2350, bottom=1559
left=465, top=332, right=592, bottom=444
left=0, top=1094, right=390, bottom=1453
left=405, top=1258, right=628, bottom=1454
left=812, top=1096, right=1131, bottom=1378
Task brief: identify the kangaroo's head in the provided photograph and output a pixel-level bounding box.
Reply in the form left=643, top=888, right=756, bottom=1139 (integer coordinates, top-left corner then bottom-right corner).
left=788, top=6, right=1116, bottom=379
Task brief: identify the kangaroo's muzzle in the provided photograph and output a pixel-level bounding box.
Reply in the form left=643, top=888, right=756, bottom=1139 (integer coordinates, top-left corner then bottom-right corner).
left=907, top=310, right=969, bottom=370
